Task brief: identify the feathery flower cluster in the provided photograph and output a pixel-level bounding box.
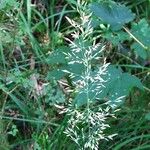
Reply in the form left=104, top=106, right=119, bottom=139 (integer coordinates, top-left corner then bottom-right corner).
left=63, top=1, right=117, bottom=149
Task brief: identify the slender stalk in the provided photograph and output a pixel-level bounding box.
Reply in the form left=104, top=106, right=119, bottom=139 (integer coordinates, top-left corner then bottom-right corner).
left=85, top=58, right=91, bottom=137
left=123, top=27, right=148, bottom=50
left=27, top=0, right=31, bottom=27
left=0, top=115, right=59, bottom=126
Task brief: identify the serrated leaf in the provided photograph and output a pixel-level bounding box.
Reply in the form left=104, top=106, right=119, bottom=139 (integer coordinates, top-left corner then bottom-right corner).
left=47, top=52, right=66, bottom=64
left=46, top=69, right=66, bottom=80
left=131, top=43, right=147, bottom=59
left=46, top=46, right=69, bottom=64
left=90, top=1, right=135, bottom=30
left=131, top=19, right=150, bottom=59
left=103, top=31, right=129, bottom=45
left=66, top=63, right=85, bottom=75
left=100, top=65, right=143, bottom=106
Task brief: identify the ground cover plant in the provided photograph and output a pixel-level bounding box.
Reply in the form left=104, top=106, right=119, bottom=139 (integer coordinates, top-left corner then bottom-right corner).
left=0, top=0, right=150, bottom=149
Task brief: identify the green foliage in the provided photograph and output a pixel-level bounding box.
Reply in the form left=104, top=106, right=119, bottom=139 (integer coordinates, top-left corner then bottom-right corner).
left=46, top=46, right=69, bottom=65
left=90, top=1, right=135, bottom=30
left=0, top=0, right=149, bottom=149
left=72, top=64, right=144, bottom=107
left=44, top=82, right=65, bottom=105
left=0, top=30, right=13, bottom=43
left=99, top=65, right=144, bottom=106
left=0, top=120, right=10, bottom=150
left=0, top=0, right=17, bottom=10
left=145, top=112, right=150, bottom=121
left=32, top=132, right=51, bottom=150
left=131, top=19, right=150, bottom=59
left=62, top=3, right=118, bottom=149
left=103, top=30, right=129, bottom=46
left=90, top=1, right=150, bottom=62
left=8, top=124, right=18, bottom=137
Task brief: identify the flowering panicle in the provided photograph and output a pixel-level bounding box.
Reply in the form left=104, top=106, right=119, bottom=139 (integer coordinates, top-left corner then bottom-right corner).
left=63, top=1, right=117, bottom=149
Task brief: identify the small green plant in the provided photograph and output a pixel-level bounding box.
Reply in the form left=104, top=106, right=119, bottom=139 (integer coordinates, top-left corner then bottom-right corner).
left=8, top=124, right=18, bottom=137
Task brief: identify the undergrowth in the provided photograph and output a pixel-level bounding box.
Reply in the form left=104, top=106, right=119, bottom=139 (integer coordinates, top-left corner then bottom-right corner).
left=0, top=0, right=150, bottom=150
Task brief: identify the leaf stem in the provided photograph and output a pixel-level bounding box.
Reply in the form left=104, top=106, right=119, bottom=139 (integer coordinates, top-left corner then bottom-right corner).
left=123, top=27, right=148, bottom=50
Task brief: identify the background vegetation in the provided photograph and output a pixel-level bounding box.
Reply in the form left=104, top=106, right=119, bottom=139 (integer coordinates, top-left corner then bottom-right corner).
left=0, top=0, right=150, bottom=149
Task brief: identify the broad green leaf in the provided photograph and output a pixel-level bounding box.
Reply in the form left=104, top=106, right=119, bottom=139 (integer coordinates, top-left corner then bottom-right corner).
left=99, top=65, right=143, bottom=106
left=90, top=1, right=135, bottom=30
left=46, top=46, right=71, bottom=80
left=74, top=92, right=87, bottom=106
left=47, top=51, right=66, bottom=64
left=47, top=68, right=66, bottom=80
left=47, top=63, right=85, bottom=81
left=74, top=87, right=96, bottom=107
left=103, top=31, right=129, bottom=45
left=66, top=63, right=85, bottom=75
left=131, top=19, right=150, bottom=59
left=131, top=43, right=147, bottom=59
left=46, top=46, right=69, bottom=64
